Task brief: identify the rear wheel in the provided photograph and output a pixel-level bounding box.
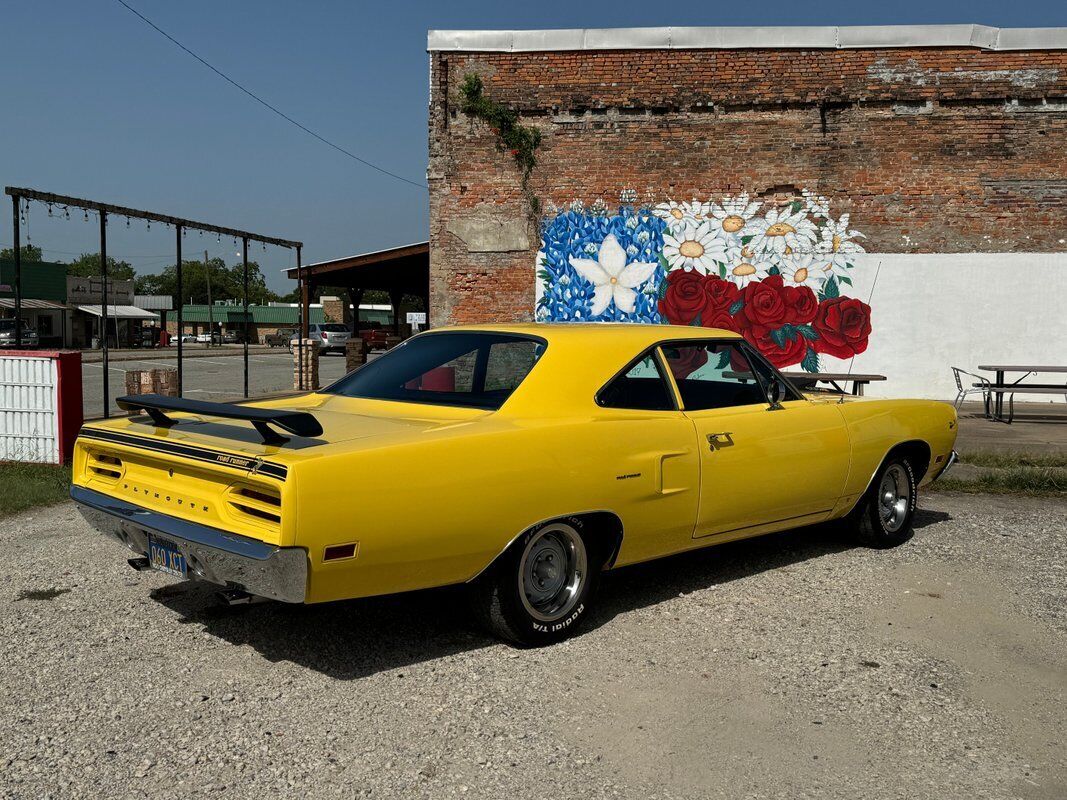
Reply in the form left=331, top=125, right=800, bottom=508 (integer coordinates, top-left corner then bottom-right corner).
left=853, top=457, right=917, bottom=548
left=472, top=519, right=599, bottom=646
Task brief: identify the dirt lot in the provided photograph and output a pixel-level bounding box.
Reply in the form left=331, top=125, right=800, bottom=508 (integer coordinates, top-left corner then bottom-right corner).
left=1, top=493, right=1064, bottom=799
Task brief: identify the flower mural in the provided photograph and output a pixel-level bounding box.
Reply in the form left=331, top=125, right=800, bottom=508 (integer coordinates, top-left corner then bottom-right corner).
left=535, top=190, right=872, bottom=372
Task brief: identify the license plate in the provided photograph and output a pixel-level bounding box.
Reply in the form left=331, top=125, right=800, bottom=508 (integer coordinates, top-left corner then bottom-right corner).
left=147, top=535, right=187, bottom=578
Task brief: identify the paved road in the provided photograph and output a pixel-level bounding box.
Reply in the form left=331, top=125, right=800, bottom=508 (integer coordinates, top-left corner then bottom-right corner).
left=81, top=351, right=350, bottom=416
left=1, top=493, right=1064, bottom=799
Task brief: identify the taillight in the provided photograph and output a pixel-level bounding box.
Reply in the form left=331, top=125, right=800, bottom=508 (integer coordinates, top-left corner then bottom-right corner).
left=321, top=331, right=328, bottom=339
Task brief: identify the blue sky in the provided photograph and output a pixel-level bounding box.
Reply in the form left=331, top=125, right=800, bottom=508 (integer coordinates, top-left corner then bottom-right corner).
left=4, top=0, right=1064, bottom=293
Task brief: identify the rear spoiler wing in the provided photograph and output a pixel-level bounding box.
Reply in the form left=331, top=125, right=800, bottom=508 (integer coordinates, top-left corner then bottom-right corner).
left=116, top=394, right=323, bottom=445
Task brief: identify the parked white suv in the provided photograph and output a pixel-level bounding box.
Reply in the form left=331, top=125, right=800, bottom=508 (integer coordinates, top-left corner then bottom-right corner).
left=289, top=323, right=350, bottom=355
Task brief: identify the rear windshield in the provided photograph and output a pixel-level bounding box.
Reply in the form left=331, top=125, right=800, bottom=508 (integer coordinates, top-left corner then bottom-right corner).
left=319, top=324, right=349, bottom=332
left=324, top=332, right=546, bottom=410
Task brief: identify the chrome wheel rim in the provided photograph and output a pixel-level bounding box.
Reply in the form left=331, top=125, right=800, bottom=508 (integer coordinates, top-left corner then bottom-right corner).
left=518, top=523, right=587, bottom=623
left=879, top=464, right=911, bottom=533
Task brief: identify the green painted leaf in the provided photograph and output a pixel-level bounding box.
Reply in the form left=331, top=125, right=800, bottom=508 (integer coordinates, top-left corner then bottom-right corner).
left=718, top=263, right=727, bottom=279
left=741, top=235, right=754, bottom=244
left=716, top=350, right=732, bottom=370
left=837, top=274, right=853, bottom=286
left=658, top=254, right=671, bottom=271
left=780, top=323, right=798, bottom=342
left=657, top=279, right=668, bottom=300
left=768, top=265, right=780, bottom=276
left=769, top=327, right=787, bottom=348
left=790, top=200, right=803, bottom=214
left=536, top=269, right=551, bottom=282
left=797, top=323, right=819, bottom=341
left=820, top=275, right=840, bottom=301
left=728, top=299, right=744, bottom=315
left=801, top=347, right=820, bottom=373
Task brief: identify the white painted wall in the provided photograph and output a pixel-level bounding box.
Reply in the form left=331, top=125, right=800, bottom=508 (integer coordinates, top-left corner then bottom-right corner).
left=818, top=253, right=1067, bottom=400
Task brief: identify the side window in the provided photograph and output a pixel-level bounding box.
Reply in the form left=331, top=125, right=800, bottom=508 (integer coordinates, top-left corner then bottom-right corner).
left=598, top=353, right=675, bottom=411
left=661, top=341, right=766, bottom=411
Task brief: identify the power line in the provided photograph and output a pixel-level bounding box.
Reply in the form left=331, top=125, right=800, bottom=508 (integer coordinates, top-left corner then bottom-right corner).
left=113, top=0, right=427, bottom=190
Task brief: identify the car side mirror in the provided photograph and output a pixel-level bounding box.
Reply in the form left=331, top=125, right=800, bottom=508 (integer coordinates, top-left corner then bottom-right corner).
left=766, top=378, right=786, bottom=411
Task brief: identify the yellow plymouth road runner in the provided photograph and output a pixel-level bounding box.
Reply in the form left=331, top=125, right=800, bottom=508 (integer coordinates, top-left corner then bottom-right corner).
left=73, top=324, right=957, bottom=645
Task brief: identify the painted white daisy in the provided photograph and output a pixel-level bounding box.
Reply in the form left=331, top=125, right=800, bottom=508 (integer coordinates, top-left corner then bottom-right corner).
left=653, top=199, right=707, bottom=226
left=815, top=214, right=866, bottom=276
left=724, top=255, right=773, bottom=288
left=706, top=193, right=762, bottom=237
left=778, top=253, right=825, bottom=290
left=662, top=221, right=728, bottom=274
left=801, top=188, right=831, bottom=219
left=568, top=234, right=657, bottom=315
left=746, top=206, right=819, bottom=258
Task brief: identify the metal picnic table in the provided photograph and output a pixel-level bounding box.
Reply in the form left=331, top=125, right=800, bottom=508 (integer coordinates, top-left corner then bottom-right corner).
left=781, top=372, right=887, bottom=396
left=977, top=365, right=1067, bottom=422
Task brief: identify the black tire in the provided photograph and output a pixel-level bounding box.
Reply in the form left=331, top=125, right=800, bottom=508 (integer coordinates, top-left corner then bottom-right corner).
left=852, top=456, right=918, bottom=548
left=471, top=518, right=600, bottom=647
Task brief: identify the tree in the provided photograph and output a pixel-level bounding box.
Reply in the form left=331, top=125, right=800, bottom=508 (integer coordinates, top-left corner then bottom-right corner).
left=0, top=245, right=43, bottom=263
left=66, top=253, right=136, bottom=281
left=134, top=259, right=279, bottom=307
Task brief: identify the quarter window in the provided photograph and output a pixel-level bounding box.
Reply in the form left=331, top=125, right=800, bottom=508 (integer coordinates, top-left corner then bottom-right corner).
left=597, top=353, right=675, bottom=411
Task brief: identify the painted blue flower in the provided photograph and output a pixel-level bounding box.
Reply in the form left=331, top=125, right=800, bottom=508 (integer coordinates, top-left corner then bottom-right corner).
left=536, top=206, right=667, bottom=323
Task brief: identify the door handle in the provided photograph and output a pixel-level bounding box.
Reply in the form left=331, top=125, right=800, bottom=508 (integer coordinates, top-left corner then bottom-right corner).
left=706, top=432, right=733, bottom=449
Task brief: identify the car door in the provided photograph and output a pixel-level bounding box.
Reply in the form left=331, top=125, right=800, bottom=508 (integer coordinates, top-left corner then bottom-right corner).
left=659, top=340, right=851, bottom=539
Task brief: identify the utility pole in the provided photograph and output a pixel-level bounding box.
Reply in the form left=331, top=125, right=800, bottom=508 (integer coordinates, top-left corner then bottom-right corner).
left=204, top=250, right=213, bottom=347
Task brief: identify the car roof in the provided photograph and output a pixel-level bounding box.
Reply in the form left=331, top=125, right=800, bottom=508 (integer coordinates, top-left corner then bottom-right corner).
left=436, top=322, right=741, bottom=347
left=420, top=323, right=744, bottom=416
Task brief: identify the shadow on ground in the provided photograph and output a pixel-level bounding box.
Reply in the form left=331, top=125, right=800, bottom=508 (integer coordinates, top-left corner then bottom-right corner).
left=150, top=507, right=953, bottom=680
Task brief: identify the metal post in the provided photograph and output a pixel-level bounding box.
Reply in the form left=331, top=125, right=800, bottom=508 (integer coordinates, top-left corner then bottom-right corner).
left=10, top=196, right=21, bottom=347
left=100, top=210, right=109, bottom=418
left=297, top=245, right=304, bottom=391
left=204, top=250, right=213, bottom=348
left=242, top=236, right=249, bottom=398
left=176, top=225, right=183, bottom=396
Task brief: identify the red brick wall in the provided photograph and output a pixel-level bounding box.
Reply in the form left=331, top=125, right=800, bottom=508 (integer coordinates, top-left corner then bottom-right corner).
left=428, top=46, right=1067, bottom=325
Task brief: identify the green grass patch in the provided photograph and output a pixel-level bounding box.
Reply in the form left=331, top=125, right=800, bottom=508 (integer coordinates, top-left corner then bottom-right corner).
left=932, top=466, right=1066, bottom=497
left=959, top=450, right=1067, bottom=469
left=0, top=462, right=72, bottom=518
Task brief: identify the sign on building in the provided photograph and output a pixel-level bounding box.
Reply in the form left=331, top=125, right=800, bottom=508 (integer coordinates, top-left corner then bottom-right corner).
left=67, top=276, right=135, bottom=306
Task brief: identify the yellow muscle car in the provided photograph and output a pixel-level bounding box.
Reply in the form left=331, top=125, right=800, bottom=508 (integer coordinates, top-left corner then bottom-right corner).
left=72, top=324, right=958, bottom=645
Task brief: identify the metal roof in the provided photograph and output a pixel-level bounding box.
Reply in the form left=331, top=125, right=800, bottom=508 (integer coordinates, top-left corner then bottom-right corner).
left=178, top=304, right=325, bottom=325
left=134, top=295, right=174, bottom=311
left=0, top=298, right=67, bottom=311
left=76, top=305, right=159, bottom=320
left=428, top=24, right=1067, bottom=52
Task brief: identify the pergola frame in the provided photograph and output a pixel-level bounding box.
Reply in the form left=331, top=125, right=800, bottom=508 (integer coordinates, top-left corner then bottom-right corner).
left=5, top=186, right=305, bottom=419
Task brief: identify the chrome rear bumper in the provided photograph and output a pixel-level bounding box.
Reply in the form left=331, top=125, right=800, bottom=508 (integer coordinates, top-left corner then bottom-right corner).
left=930, top=450, right=959, bottom=483
left=72, top=485, right=307, bottom=603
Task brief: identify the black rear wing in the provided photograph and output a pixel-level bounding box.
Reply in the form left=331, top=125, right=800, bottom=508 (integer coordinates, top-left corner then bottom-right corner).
left=116, top=394, right=323, bottom=444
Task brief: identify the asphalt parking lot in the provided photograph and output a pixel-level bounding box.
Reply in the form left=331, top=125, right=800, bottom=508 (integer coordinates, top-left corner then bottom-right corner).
left=81, top=351, right=350, bottom=415
left=1, top=492, right=1064, bottom=799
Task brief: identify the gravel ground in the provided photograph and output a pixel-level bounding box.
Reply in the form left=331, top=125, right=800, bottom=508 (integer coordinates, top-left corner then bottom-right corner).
left=1, top=493, right=1064, bottom=800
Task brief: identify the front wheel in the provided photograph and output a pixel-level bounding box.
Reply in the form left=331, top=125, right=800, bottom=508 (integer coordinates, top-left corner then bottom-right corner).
left=852, top=457, right=918, bottom=548
left=471, top=519, right=599, bottom=646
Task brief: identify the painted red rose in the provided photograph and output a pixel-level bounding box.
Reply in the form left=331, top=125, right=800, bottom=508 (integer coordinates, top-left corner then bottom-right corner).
left=704, top=308, right=742, bottom=333
left=737, top=274, right=788, bottom=328
left=782, top=284, right=818, bottom=325
left=813, top=296, right=872, bottom=359
left=702, top=275, right=740, bottom=315
left=659, top=270, right=706, bottom=325
left=747, top=326, right=809, bottom=368
left=664, top=345, right=709, bottom=381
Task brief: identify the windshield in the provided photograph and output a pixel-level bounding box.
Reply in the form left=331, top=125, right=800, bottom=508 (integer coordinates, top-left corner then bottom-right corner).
left=324, top=331, right=546, bottom=410
left=0, top=320, right=33, bottom=332
left=319, top=324, right=349, bottom=332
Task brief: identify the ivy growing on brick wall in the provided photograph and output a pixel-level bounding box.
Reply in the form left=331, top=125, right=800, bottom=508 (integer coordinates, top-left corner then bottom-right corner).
left=459, top=73, right=542, bottom=216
